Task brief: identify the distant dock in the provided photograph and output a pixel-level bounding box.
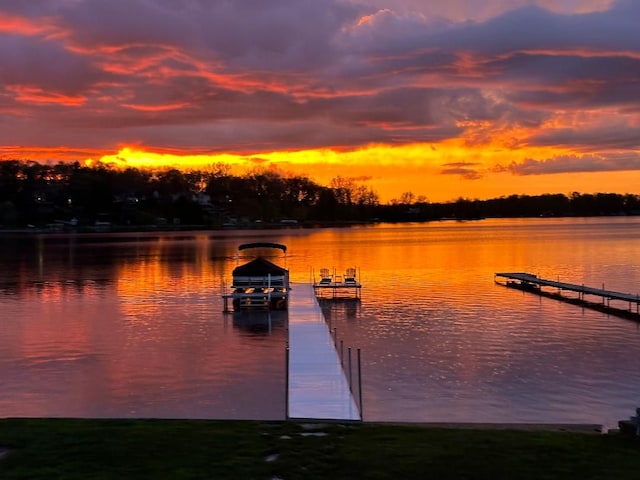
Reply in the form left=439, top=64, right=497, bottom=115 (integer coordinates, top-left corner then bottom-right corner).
left=495, top=272, right=640, bottom=320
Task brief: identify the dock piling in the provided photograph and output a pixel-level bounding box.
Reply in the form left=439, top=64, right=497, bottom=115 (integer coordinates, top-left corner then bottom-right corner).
left=357, top=348, right=363, bottom=419
left=348, top=347, right=353, bottom=392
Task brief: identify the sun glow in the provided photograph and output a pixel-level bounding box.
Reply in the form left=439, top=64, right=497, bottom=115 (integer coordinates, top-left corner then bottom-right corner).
left=88, top=138, right=619, bottom=203
left=2, top=138, right=635, bottom=204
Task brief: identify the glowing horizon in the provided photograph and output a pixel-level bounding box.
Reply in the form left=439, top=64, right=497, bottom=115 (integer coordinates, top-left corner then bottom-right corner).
left=82, top=141, right=637, bottom=203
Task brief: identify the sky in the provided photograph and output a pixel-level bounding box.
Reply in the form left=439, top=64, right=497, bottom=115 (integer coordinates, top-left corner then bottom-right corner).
left=1, top=0, right=639, bottom=202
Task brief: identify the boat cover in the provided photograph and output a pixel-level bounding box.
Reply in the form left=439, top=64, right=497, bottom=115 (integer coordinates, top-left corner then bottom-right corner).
left=238, top=242, right=287, bottom=252
left=233, top=257, right=287, bottom=276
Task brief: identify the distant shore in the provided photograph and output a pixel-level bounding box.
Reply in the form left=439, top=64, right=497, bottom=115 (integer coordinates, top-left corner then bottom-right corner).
left=3, top=213, right=640, bottom=238
left=0, top=220, right=380, bottom=236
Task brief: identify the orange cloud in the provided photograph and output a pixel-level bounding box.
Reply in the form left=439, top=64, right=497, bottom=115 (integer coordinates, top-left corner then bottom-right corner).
left=123, top=102, right=191, bottom=112
left=0, top=145, right=105, bottom=162
left=6, top=85, right=87, bottom=106
left=0, top=12, right=58, bottom=36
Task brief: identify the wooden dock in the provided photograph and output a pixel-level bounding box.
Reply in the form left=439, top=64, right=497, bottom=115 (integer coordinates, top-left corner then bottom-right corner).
left=287, top=283, right=361, bottom=421
left=495, top=272, right=640, bottom=319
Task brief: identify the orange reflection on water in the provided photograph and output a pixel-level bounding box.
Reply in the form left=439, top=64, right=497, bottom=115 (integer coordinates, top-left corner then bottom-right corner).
left=114, top=236, right=229, bottom=321
left=291, top=220, right=620, bottom=325
left=0, top=234, right=286, bottom=418
left=4, top=220, right=640, bottom=423
left=293, top=220, right=640, bottom=425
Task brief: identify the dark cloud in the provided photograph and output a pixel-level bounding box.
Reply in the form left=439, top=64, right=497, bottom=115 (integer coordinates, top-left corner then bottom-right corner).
left=0, top=34, right=104, bottom=94
left=430, top=3, right=640, bottom=55
left=46, top=0, right=360, bottom=72
left=500, top=152, right=640, bottom=175
left=443, top=161, right=481, bottom=168
left=440, top=162, right=484, bottom=179
left=529, top=124, right=640, bottom=150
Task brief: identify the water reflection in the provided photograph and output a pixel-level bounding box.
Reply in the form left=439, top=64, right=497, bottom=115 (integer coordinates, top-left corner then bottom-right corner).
left=0, top=232, right=286, bottom=420
left=318, top=298, right=362, bottom=320
left=230, top=310, right=288, bottom=335
left=287, top=219, right=640, bottom=428
left=1, top=219, right=640, bottom=427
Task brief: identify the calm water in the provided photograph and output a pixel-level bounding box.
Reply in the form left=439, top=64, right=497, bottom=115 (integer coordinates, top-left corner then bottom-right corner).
left=2, top=218, right=640, bottom=428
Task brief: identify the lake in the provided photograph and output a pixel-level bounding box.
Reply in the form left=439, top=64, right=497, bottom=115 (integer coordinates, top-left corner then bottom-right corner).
left=1, top=217, right=640, bottom=429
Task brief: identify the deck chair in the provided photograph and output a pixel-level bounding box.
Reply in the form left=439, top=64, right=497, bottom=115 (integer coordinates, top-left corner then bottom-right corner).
left=344, top=267, right=357, bottom=284
left=319, top=268, right=332, bottom=284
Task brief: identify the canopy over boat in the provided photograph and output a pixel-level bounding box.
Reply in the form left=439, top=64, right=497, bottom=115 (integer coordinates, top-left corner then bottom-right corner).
left=238, top=242, right=287, bottom=253
left=232, top=257, right=287, bottom=276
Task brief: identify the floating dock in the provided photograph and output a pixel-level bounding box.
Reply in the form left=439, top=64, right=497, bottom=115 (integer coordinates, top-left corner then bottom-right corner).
left=312, top=267, right=362, bottom=299
left=495, top=272, right=640, bottom=319
left=287, top=283, right=361, bottom=421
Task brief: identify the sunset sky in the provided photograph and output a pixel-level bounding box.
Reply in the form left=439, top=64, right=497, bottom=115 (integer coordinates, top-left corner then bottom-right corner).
left=1, top=0, right=639, bottom=202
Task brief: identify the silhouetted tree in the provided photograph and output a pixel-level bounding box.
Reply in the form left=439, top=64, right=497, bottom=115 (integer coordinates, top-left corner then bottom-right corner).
left=2, top=160, right=640, bottom=228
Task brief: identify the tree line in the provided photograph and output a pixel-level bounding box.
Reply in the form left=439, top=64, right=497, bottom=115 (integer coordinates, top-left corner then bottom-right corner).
left=0, top=160, right=639, bottom=229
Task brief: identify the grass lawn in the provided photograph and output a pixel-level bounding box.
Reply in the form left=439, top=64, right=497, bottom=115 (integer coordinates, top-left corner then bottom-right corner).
left=0, top=419, right=638, bottom=479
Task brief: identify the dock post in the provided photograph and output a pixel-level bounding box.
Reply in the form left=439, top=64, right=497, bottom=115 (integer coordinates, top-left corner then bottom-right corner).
left=357, top=348, right=363, bottom=420
left=340, top=340, right=344, bottom=366
left=222, top=295, right=229, bottom=313
left=285, top=344, right=289, bottom=420
left=348, top=347, right=353, bottom=392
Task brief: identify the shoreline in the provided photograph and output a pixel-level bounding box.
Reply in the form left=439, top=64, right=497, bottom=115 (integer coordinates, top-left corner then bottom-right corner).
left=0, top=220, right=374, bottom=236
left=366, top=421, right=604, bottom=433
left=2, top=213, right=639, bottom=237
left=0, top=417, right=605, bottom=432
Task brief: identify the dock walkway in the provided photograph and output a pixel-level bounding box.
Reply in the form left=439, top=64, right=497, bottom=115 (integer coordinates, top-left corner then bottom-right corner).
left=495, top=272, right=640, bottom=317
left=287, top=283, right=361, bottom=421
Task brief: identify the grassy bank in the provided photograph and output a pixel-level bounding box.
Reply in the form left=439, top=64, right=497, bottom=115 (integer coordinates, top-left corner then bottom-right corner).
left=0, top=419, right=637, bottom=479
